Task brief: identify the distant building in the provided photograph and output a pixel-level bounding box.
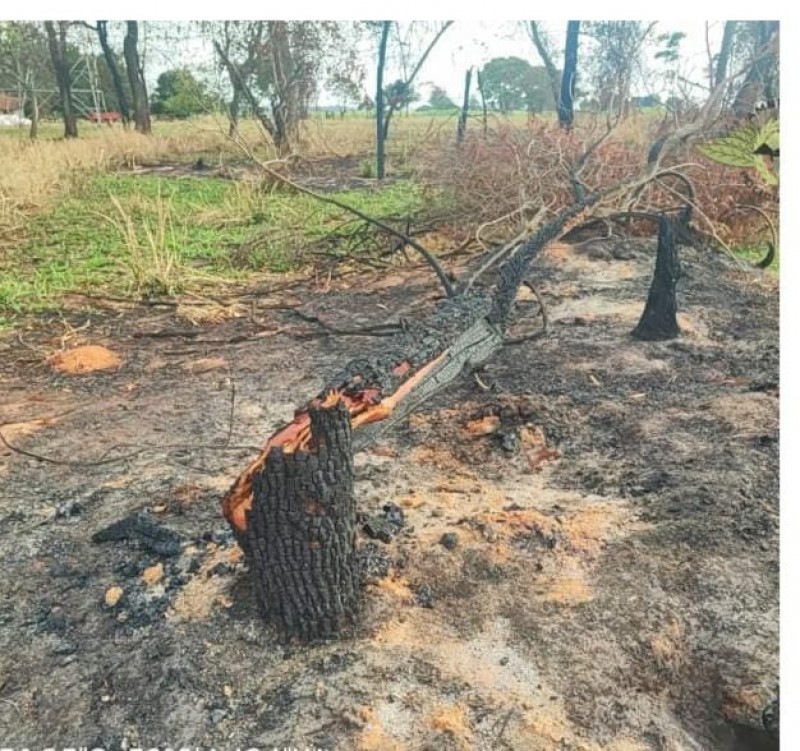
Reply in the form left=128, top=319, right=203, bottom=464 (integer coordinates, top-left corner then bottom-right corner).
left=0, top=93, right=21, bottom=113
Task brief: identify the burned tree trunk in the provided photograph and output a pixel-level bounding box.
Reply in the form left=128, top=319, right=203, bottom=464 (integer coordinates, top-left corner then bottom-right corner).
left=238, top=396, right=360, bottom=642
left=222, top=198, right=599, bottom=641
left=632, top=213, right=682, bottom=340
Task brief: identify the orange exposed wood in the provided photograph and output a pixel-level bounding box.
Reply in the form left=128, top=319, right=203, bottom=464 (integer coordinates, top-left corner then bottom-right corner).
left=222, top=355, right=446, bottom=532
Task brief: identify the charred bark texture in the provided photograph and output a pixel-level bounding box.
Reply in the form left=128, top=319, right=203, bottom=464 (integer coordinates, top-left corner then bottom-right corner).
left=240, top=400, right=360, bottom=642
left=632, top=214, right=682, bottom=340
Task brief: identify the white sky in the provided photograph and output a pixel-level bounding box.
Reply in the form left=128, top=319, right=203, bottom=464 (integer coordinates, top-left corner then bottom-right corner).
left=69, top=20, right=726, bottom=106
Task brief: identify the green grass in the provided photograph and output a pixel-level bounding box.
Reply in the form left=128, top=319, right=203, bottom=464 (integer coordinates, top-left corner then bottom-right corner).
left=0, top=170, right=440, bottom=320
left=733, top=244, right=780, bottom=273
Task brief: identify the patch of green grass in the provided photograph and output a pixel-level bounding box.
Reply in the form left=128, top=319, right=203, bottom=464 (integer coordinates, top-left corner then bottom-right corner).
left=1, top=171, right=444, bottom=320
left=733, top=244, right=780, bottom=273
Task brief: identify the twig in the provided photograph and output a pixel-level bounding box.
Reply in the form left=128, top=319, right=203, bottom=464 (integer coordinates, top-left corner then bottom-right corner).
left=0, top=429, right=261, bottom=469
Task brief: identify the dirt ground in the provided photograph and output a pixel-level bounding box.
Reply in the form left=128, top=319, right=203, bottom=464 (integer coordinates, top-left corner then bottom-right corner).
left=0, top=236, right=778, bottom=750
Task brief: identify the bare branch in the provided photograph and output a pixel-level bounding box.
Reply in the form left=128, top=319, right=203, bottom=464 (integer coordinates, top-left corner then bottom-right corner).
left=228, top=133, right=457, bottom=297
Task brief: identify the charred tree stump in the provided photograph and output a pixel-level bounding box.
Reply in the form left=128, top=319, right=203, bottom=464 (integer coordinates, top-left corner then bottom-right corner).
left=222, top=197, right=600, bottom=639
left=238, top=397, right=360, bottom=642
left=632, top=213, right=682, bottom=341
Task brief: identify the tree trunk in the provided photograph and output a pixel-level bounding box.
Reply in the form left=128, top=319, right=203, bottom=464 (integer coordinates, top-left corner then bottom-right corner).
left=375, top=21, right=390, bottom=180
left=238, top=398, right=360, bottom=642
left=476, top=69, right=488, bottom=136
left=456, top=67, right=472, bottom=144
left=26, top=76, right=38, bottom=140
left=123, top=21, right=151, bottom=134
left=714, top=21, right=737, bottom=88
left=97, top=21, right=131, bottom=126
left=266, top=21, right=295, bottom=156
left=733, top=21, right=779, bottom=116
left=228, top=85, right=242, bottom=137
left=528, top=22, right=561, bottom=109
left=559, top=21, right=580, bottom=129
left=44, top=21, right=78, bottom=139
left=214, top=39, right=279, bottom=147
left=632, top=213, right=682, bottom=341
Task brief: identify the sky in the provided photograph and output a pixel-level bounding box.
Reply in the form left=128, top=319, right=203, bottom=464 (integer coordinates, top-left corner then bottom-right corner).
left=70, top=20, right=727, bottom=107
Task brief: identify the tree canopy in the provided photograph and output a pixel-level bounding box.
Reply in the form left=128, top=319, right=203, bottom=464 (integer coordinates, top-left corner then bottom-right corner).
left=478, top=56, right=556, bottom=113
left=151, top=67, right=218, bottom=118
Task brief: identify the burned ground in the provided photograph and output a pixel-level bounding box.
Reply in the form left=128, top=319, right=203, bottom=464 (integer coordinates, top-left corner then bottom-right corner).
left=0, top=238, right=778, bottom=750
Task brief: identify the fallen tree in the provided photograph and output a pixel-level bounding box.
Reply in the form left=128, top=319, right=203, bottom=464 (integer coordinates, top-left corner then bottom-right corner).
left=221, top=39, right=778, bottom=641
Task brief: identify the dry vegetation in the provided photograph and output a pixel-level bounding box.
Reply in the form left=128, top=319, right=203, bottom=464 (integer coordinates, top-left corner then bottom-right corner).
left=0, top=110, right=778, bottom=328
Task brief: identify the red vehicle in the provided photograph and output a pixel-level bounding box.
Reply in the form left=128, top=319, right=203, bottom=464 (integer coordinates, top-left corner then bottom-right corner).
left=86, top=111, right=122, bottom=124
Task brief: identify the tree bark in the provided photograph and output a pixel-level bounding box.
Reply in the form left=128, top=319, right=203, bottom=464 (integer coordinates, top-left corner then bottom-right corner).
left=228, top=85, right=242, bottom=137
left=559, top=21, right=580, bottom=129
left=528, top=22, right=560, bottom=110
left=714, top=21, right=737, bottom=88
left=26, top=72, right=38, bottom=140
left=375, top=21, right=390, bottom=180
left=97, top=21, right=130, bottom=126
left=732, top=21, right=779, bottom=116
left=44, top=21, right=78, bottom=139
left=214, top=38, right=279, bottom=146
left=632, top=213, right=682, bottom=341
left=476, top=69, right=488, bottom=136
left=123, top=21, right=151, bottom=134
left=239, top=398, right=360, bottom=642
left=266, top=21, right=294, bottom=156
left=456, top=67, right=472, bottom=144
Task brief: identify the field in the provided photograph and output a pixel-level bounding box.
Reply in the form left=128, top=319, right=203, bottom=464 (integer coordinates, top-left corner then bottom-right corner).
left=0, top=112, right=779, bottom=749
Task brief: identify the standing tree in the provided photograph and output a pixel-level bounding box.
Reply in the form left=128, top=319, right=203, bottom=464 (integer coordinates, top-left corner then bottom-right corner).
left=478, top=57, right=555, bottom=113
left=713, top=21, right=737, bottom=89
left=372, top=19, right=453, bottom=177
left=428, top=85, right=457, bottom=110
left=559, top=21, right=581, bottom=128
left=96, top=21, right=131, bottom=126
left=123, top=21, right=151, bottom=133
left=151, top=68, right=217, bottom=118
left=527, top=21, right=581, bottom=128
left=0, top=22, right=51, bottom=139
left=214, top=21, right=265, bottom=137
left=213, top=22, right=348, bottom=153
left=732, top=21, right=779, bottom=115
left=44, top=21, right=78, bottom=138
left=456, top=67, right=473, bottom=144
left=584, top=21, right=656, bottom=119
left=375, top=21, right=390, bottom=180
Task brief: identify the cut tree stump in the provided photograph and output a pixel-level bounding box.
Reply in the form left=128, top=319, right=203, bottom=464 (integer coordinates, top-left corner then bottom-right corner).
left=237, top=394, right=360, bottom=642
left=632, top=213, right=682, bottom=341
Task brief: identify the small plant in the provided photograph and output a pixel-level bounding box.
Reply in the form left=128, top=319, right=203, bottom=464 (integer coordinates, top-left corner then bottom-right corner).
left=103, top=189, right=188, bottom=297
left=359, top=159, right=375, bottom=179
